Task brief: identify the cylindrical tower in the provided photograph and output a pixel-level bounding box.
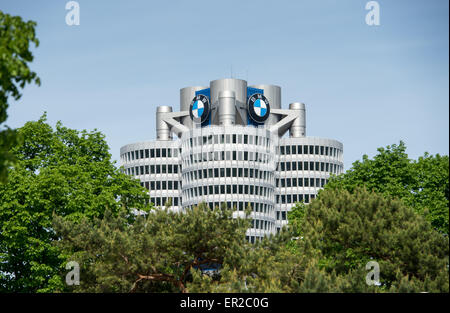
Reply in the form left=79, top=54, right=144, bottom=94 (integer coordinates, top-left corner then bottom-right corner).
left=288, top=102, right=306, bottom=138
left=156, top=105, right=173, bottom=140
left=218, top=90, right=236, bottom=125
left=180, top=125, right=278, bottom=239
left=210, top=79, right=247, bottom=125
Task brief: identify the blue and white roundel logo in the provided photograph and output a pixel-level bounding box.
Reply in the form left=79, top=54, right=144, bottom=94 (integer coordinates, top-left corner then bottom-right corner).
left=192, top=100, right=204, bottom=119
left=248, top=93, right=270, bottom=123
left=189, top=94, right=210, bottom=123
left=253, top=99, right=268, bottom=117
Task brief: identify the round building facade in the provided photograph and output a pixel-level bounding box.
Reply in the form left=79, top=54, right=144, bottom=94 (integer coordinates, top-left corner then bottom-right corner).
left=120, top=78, right=344, bottom=243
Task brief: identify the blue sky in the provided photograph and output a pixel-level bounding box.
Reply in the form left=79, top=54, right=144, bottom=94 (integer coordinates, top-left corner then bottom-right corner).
left=1, top=0, right=448, bottom=170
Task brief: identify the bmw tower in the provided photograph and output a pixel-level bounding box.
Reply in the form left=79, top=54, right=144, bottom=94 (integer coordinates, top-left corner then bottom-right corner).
left=120, top=78, right=343, bottom=243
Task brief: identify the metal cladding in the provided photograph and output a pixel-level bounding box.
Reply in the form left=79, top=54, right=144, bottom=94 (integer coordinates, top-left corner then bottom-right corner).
left=121, top=78, right=343, bottom=243
left=288, top=102, right=306, bottom=138
left=180, top=86, right=208, bottom=128
left=218, top=90, right=236, bottom=125
left=156, top=105, right=173, bottom=140
left=210, top=78, right=247, bottom=125
left=249, top=84, right=281, bottom=125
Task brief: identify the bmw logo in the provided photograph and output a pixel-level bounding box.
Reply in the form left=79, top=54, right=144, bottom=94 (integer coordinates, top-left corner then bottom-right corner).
left=189, top=94, right=210, bottom=124
left=248, top=93, right=270, bottom=123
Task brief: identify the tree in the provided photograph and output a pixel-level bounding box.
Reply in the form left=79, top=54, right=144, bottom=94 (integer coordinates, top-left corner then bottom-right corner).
left=53, top=203, right=252, bottom=292
left=0, top=114, right=150, bottom=292
left=287, top=201, right=307, bottom=237
left=53, top=189, right=449, bottom=293
left=53, top=198, right=357, bottom=293
left=0, top=10, right=40, bottom=183
left=189, top=228, right=339, bottom=293
left=295, top=187, right=449, bottom=292
left=324, top=141, right=449, bottom=234
left=410, top=152, right=449, bottom=234
left=53, top=201, right=317, bottom=293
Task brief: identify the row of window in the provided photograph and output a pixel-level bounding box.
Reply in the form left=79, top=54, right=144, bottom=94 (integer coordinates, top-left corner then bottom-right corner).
left=122, top=143, right=342, bottom=163
left=140, top=177, right=321, bottom=199
left=183, top=167, right=273, bottom=183
left=184, top=150, right=272, bottom=167
left=138, top=177, right=328, bottom=193
left=147, top=191, right=315, bottom=209
left=278, top=161, right=341, bottom=173
left=251, top=219, right=273, bottom=231
left=280, top=144, right=341, bottom=157
left=185, top=134, right=272, bottom=149
left=148, top=196, right=313, bottom=223
left=246, top=236, right=265, bottom=244
left=122, top=147, right=180, bottom=163
left=277, top=193, right=316, bottom=205
left=184, top=201, right=273, bottom=214
left=183, top=184, right=274, bottom=201
left=126, top=164, right=180, bottom=176
left=276, top=177, right=328, bottom=188
left=150, top=197, right=180, bottom=207
left=141, top=181, right=180, bottom=191
left=127, top=162, right=341, bottom=178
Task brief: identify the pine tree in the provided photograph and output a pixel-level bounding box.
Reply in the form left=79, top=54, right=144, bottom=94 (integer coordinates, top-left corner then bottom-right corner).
left=53, top=203, right=252, bottom=292
left=294, top=187, right=449, bottom=292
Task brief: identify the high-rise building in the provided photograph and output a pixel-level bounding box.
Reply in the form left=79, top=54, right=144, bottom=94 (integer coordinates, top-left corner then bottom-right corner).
left=120, top=78, right=343, bottom=243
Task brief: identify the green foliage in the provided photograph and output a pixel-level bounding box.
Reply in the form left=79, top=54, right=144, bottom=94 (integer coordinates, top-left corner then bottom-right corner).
left=0, top=115, right=150, bottom=292
left=2, top=118, right=447, bottom=293
left=410, top=152, right=449, bottom=234
left=189, top=229, right=301, bottom=293
left=287, top=201, right=306, bottom=237
left=53, top=203, right=251, bottom=292
left=52, top=187, right=449, bottom=293
left=325, top=141, right=449, bottom=234
left=296, top=187, right=449, bottom=292
left=0, top=10, right=40, bottom=183
left=54, top=202, right=321, bottom=293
